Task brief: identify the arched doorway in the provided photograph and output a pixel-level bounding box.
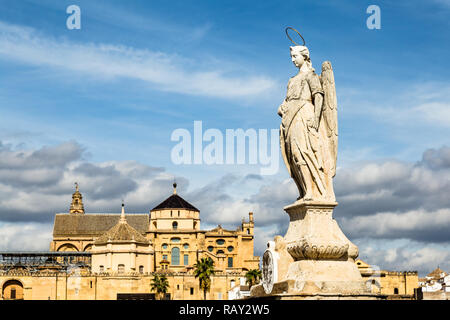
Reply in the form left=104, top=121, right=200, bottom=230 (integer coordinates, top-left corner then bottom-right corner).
left=2, top=280, right=24, bottom=300
left=366, top=279, right=381, bottom=293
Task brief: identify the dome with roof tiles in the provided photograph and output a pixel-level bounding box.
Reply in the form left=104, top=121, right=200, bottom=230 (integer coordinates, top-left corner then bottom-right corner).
left=94, top=204, right=149, bottom=245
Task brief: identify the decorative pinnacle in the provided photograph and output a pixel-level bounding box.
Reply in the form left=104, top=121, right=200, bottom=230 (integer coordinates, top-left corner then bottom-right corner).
left=173, top=181, right=177, bottom=195
left=120, top=201, right=126, bottom=223
left=75, top=182, right=79, bottom=192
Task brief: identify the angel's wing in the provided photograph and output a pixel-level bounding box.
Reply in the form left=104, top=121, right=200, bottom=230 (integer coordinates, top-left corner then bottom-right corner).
left=320, top=61, right=338, bottom=176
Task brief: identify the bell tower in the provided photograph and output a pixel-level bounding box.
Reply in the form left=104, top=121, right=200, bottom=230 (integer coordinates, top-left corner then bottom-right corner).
left=69, top=182, right=85, bottom=214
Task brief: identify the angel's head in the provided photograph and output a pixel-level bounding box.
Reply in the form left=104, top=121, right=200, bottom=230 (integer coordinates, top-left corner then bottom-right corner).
left=290, top=46, right=312, bottom=70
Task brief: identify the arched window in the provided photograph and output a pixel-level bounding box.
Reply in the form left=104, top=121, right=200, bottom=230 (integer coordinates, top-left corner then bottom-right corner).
left=172, top=221, right=178, bottom=230
left=57, top=243, right=79, bottom=252
left=207, top=246, right=214, bottom=252
left=227, top=246, right=234, bottom=252
left=139, top=266, right=144, bottom=274
left=217, top=250, right=225, bottom=255
left=171, top=247, right=180, bottom=265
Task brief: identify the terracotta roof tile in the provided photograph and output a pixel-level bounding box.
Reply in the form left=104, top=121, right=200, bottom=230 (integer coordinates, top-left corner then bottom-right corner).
left=427, top=267, right=446, bottom=278
left=151, top=194, right=199, bottom=211
left=53, top=214, right=148, bottom=236
left=94, top=221, right=149, bottom=244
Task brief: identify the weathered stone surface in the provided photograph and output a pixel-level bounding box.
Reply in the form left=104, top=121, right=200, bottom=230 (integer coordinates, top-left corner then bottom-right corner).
left=253, top=33, right=385, bottom=300
left=250, top=280, right=385, bottom=300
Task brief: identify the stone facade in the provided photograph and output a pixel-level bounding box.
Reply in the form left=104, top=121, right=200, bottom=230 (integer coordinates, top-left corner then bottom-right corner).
left=356, top=259, right=419, bottom=297
left=0, top=184, right=260, bottom=300
left=0, top=270, right=248, bottom=300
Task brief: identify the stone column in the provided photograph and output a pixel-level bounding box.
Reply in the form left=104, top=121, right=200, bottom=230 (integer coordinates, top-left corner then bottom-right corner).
left=251, top=200, right=379, bottom=298
left=281, top=200, right=367, bottom=294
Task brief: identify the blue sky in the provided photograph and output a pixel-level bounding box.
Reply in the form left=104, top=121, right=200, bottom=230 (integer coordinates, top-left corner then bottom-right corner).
left=0, top=0, right=449, bottom=275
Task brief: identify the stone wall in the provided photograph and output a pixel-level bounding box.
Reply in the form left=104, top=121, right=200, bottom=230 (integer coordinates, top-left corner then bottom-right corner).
left=0, top=271, right=246, bottom=300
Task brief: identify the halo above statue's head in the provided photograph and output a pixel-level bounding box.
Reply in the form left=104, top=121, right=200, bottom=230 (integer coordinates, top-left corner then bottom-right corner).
left=285, top=27, right=306, bottom=46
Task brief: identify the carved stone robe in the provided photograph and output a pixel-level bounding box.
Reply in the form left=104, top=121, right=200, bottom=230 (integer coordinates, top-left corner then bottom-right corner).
left=279, top=65, right=335, bottom=201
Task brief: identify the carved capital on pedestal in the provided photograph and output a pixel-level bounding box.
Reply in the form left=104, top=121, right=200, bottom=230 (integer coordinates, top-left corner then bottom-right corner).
left=287, top=238, right=348, bottom=260
left=282, top=200, right=357, bottom=262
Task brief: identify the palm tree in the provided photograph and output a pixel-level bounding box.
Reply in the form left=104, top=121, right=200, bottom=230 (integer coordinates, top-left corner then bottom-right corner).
left=245, top=269, right=262, bottom=288
left=193, top=257, right=215, bottom=300
left=151, top=273, right=170, bottom=300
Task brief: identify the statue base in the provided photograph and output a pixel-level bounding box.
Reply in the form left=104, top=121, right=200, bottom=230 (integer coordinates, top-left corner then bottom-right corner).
left=251, top=200, right=385, bottom=300
left=249, top=281, right=386, bottom=300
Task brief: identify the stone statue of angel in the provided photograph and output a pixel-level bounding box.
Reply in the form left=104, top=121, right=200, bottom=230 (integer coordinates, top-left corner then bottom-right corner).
left=278, top=28, right=338, bottom=202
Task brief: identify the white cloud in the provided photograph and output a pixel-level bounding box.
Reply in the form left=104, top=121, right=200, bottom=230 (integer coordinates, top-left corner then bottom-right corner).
left=358, top=241, right=450, bottom=276
left=0, top=222, right=52, bottom=251
left=361, top=82, right=450, bottom=128
left=341, top=208, right=450, bottom=240
left=0, top=21, right=276, bottom=99
left=0, top=140, right=449, bottom=276
left=413, top=102, right=450, bottom=127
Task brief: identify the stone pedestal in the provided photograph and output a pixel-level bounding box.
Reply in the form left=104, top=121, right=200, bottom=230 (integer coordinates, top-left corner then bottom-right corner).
left=251, top=200, right=384, bottom=300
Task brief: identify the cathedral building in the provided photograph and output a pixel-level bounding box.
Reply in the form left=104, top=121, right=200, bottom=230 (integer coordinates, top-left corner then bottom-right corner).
left=0, top=183, right=260, bottom=300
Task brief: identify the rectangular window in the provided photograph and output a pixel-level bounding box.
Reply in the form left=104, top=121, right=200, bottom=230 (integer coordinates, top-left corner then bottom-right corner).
left=228, top=257, right=233, bottom=268
left=139, top=266, right=144, bottom=274
left=99, top=265, right=104, bottom=272
left=11, top=288, right=16, bottom=299
left=184, top=254, right=189, bottom=266
left=171, top=247, right=180, bottom=265
left=190, top=288, right=194, bottom=295
left=163, top=254, right=167, bottom=260
left=118, top=264, right=125, bottom=274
